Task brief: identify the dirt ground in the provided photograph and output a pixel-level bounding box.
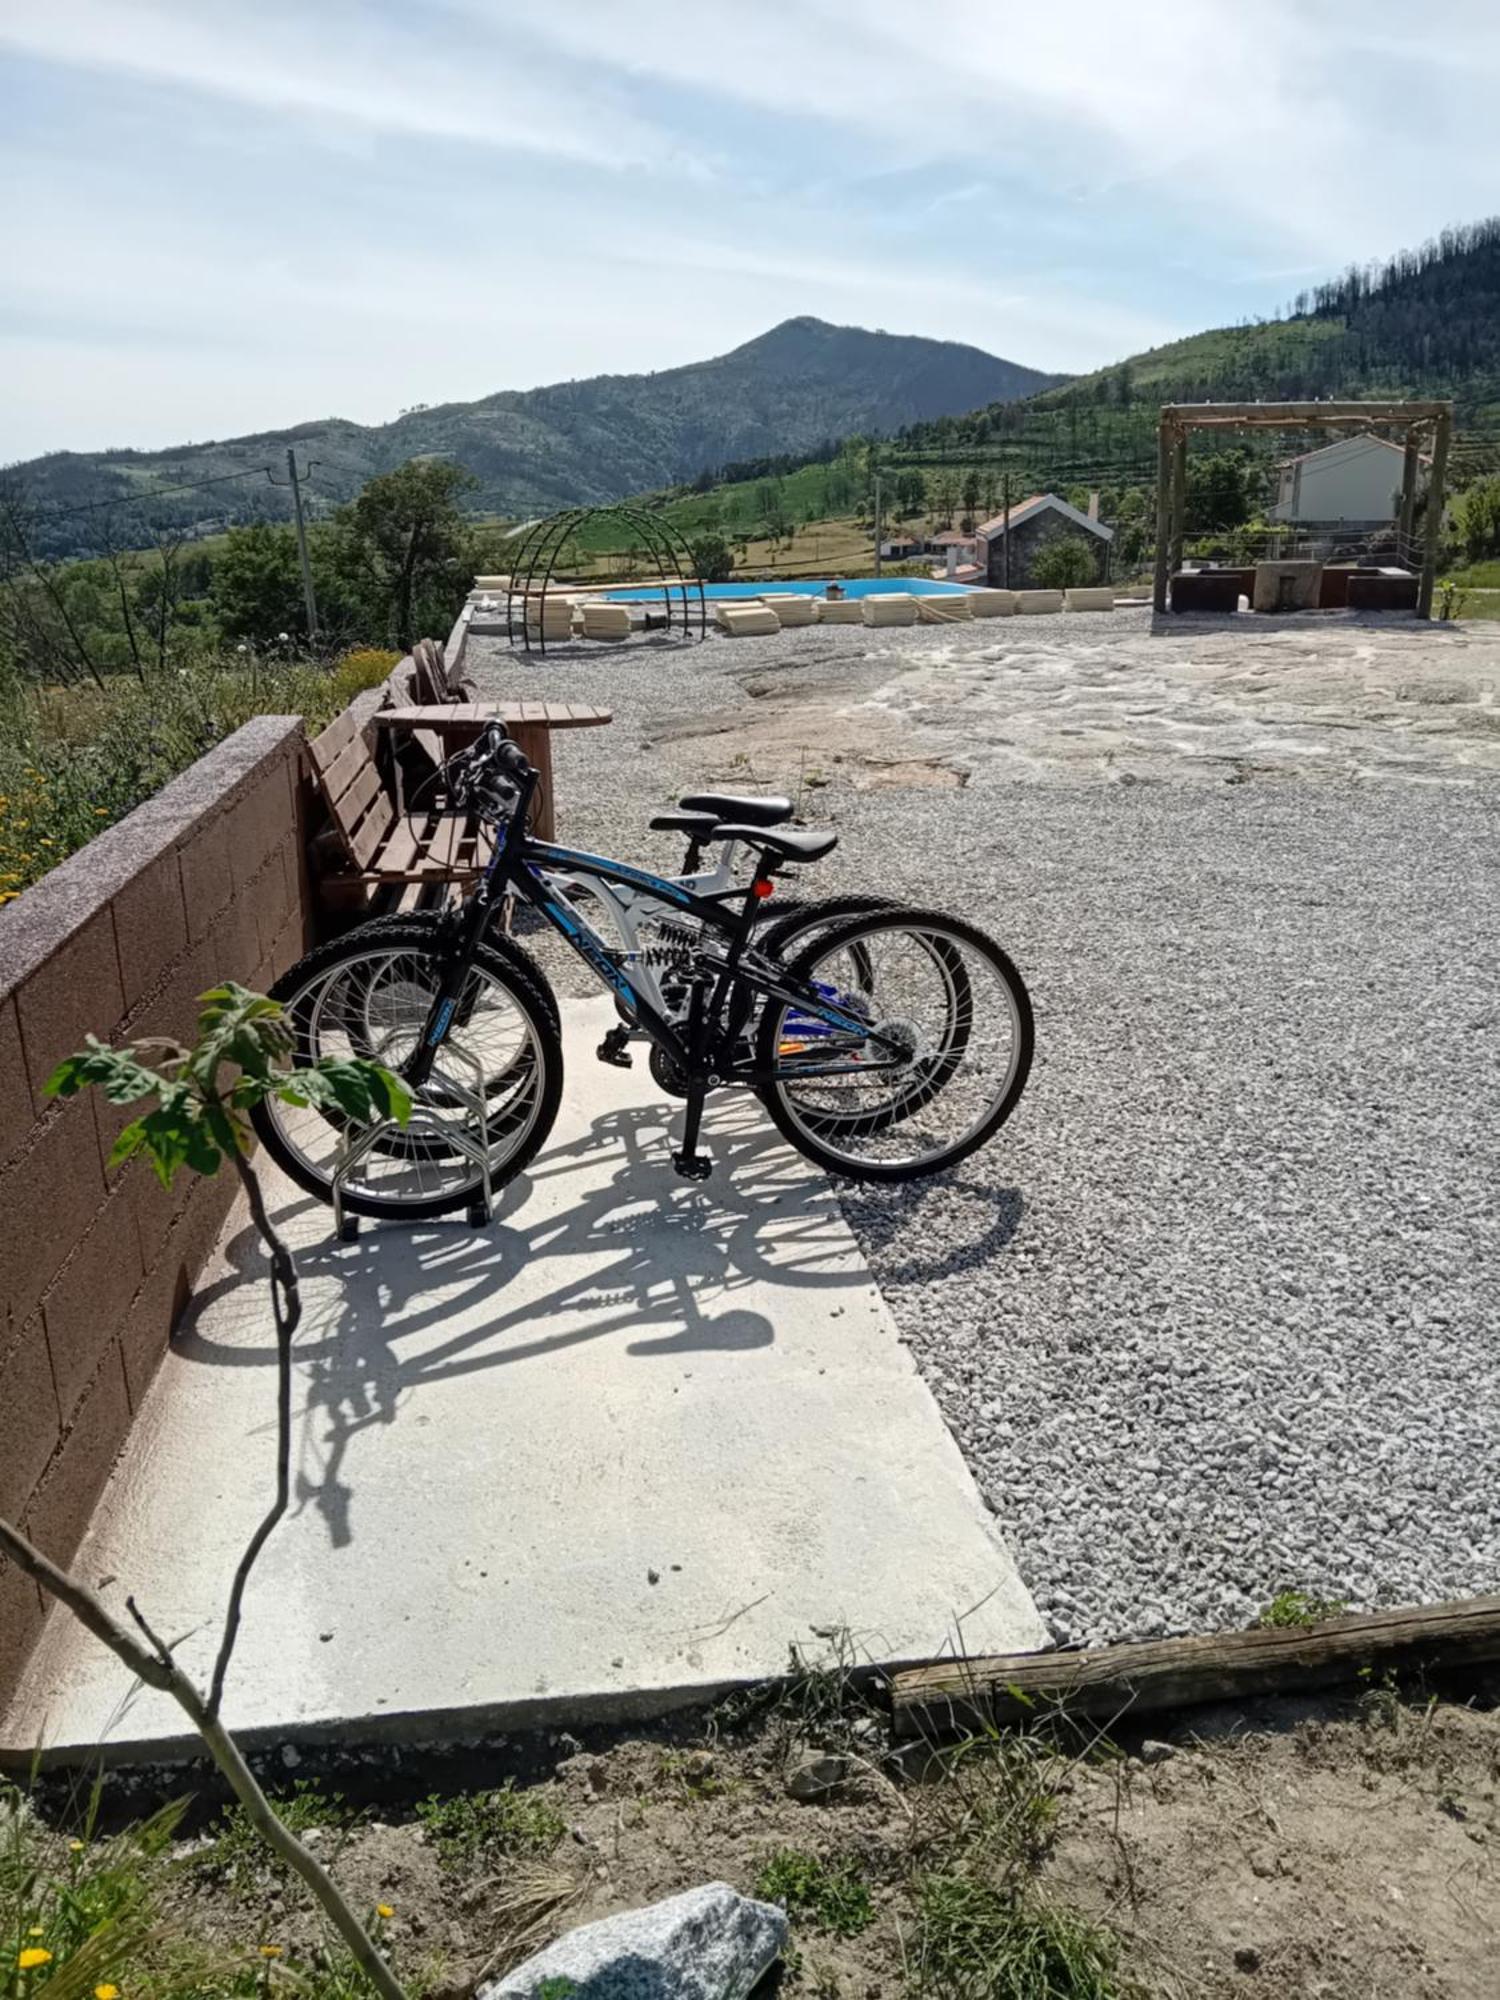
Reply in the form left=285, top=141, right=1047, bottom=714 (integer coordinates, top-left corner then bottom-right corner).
left=56, top=1670, right=1495, bottom=1999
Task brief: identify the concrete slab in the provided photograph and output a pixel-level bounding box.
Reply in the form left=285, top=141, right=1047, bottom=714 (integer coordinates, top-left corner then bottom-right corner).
left=3, top=1000, right=1043, bottom=1765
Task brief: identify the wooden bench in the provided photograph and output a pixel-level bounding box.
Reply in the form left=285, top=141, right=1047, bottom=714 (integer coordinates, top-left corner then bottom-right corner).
left=305, top=708, right=494, bottom=915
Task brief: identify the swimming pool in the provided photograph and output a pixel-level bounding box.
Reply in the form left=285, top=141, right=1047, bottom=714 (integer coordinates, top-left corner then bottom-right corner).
left=605, top=577, right=969, bottom=602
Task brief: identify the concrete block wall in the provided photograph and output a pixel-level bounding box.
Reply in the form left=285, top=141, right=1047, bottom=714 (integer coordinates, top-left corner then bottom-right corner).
left=0, top=716, right=311, bottom=1701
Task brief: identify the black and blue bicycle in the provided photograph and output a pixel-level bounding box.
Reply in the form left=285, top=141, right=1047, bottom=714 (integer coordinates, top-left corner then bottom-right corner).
left=252, top=724, right=1034, bottom=1223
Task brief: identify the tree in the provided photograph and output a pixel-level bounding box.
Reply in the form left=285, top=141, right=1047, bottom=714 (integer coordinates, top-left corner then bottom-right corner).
left=336, top=459, right=475, bottom=650
left=961, top=470, right=982, bottom=531
left=1185, top=451, right=1253, bottom=532
left=211, top=522, right=306, bottom=643
left=1030, top=536, right=1097, bottom=589
left=3, top=986, right=413, bottom=1999
left=688, top=532, right=735, bottom=583
left=896, top=468, right=927, bottom=519
left=932, top=471, right=959, bottom=526
left=1454, top=477, right=1500, bottom=565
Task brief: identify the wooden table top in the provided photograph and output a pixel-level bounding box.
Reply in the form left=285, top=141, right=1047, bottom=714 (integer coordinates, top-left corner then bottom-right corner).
left=373, top=701, right=612, bottom=730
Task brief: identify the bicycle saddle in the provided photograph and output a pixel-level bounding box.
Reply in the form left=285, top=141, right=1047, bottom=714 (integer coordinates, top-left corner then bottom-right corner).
left=678, top=792, right=792, bottom=827
left=649, top=810, right=721, bottom=837
left=710, top=823, right=838, bottom=864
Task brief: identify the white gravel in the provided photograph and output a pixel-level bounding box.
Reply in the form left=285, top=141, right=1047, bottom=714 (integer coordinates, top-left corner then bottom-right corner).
left=467, top=623, right=1500, bottom=1643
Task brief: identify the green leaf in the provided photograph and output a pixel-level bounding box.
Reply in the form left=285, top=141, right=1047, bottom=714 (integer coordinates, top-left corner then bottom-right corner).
left=46, top=1036, right=167, bottom=1105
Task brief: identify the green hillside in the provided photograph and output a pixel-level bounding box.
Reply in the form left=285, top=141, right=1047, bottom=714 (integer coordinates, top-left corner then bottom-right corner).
left=7, top=318, right=1060, bottom=560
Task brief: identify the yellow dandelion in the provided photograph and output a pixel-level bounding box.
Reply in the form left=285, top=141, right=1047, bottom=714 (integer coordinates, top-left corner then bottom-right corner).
left=18, top=1947, right=54, bottom=1969
left=376, top=1903, right=395, bottom=1920
left=95, top=807, right=110, bottom=816
left=258, top=1944, right=282, bottom=1958
left=27, top=1927, right=44, bottom=1937
left=70, top=1838, right=86, bottom=1851
left=95, top=1986, right=121, bottom=1999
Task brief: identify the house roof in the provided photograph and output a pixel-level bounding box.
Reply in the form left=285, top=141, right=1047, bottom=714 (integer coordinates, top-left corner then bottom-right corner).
left=975, top=492, right=1114, bottom=542
left=1276, top=433, right=1433, bottom=469
left=929, top=529, right=975, bottom=545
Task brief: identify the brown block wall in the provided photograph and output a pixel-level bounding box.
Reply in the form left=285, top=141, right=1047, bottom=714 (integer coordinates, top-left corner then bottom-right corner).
left=0, top=716, right=312, bottom=1703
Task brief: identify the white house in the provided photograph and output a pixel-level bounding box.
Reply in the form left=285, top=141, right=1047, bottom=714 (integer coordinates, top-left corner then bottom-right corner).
left=1270, top=435, right=1427, bottom=527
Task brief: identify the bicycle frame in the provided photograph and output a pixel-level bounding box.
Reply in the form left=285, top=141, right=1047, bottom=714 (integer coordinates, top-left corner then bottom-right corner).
left=407, top=771, right=907, bottom=1104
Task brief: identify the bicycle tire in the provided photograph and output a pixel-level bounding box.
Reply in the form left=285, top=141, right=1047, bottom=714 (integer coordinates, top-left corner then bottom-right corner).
left=251, top=917, right=563, bottom=1220
left=755, top=907, right=1033, bottom=1183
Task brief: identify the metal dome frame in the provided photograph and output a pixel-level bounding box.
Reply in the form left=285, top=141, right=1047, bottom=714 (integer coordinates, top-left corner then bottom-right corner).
left=503, top=504, right=707, bottom=653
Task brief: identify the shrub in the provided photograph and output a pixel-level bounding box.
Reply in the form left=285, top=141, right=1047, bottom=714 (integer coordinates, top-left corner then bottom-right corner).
left=1029, top=537, right=1098, bottom=590
left=0, top=652, right=392, bottom=901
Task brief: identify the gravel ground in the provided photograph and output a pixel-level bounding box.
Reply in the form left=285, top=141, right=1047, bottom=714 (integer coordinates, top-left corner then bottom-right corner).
left=467, top=619, right=1500, bottom=1644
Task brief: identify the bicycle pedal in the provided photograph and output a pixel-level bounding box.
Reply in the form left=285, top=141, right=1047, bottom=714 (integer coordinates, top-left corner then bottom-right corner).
left=596, top=1034, right=633, bottom=1069
left=671, top=1149, right=713, bottom=1183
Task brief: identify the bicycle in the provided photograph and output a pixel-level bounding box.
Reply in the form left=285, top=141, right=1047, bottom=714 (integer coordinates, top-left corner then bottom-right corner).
left=252, top=725, right=1034, bottom=1225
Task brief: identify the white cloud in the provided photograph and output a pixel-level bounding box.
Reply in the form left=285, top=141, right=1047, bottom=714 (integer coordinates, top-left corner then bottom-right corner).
left=0, top=0, right=675, bottom=169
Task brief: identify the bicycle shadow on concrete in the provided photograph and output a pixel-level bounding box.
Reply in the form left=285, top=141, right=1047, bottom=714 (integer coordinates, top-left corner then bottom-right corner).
left=175, top=1090, right=891, bottom=1552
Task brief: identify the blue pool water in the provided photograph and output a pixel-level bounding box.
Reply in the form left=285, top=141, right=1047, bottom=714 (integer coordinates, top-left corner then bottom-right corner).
left=606, top=577, right=969, bottom=603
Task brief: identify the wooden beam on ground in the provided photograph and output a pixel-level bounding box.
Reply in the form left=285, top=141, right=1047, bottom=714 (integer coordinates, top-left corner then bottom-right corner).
left=890, top=1594, right=1500, bottom=1739
left=1418, top=404, right=1454, bottom=620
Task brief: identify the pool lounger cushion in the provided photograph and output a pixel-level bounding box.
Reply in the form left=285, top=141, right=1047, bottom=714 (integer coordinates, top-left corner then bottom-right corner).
left=815, top=598, right=865, bottom=624
left=917, top=596, right=973, bottom=624
left=1014, top=589, right=1064, bottom=614
left=1065, top=587, right=1115, bottom=613
left=967, top=589, right=1016, bottom=617
left=766, top=595, right=818, bottom=627
left=715, top=603, right=782, bottom=635
left=860, top=593, right=919, bottom=626
left=579, top=601, right=633, bottom=640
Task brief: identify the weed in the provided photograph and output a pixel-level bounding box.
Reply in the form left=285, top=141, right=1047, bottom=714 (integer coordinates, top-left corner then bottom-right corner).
left=416, top=1783, right=565, bottom=1870
left=755, top=1848, right=875, bottom=1939
left=655, top=1750, right=730, bottom=1804
left=195, top=1780, right=360, bottom=1898
left=1255, top=1588, right=1349, bottom=1630
left=907, top=1875, right=1140, bottom=1998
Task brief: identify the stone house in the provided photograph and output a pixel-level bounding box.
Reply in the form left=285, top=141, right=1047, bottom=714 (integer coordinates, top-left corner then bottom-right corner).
left=975, top=493, right=1114, bottom=587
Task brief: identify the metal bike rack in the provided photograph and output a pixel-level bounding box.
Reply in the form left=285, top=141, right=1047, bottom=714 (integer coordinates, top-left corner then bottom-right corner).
left=330, top=1041, right=496, bottom=1239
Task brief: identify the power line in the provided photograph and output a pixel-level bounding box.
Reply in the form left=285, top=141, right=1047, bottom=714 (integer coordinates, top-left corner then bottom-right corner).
left=17, top=463, right=284, bottom=526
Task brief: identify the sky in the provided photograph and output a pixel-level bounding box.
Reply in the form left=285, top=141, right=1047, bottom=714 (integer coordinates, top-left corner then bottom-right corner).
left=2, top=0, right=1498, bottom=462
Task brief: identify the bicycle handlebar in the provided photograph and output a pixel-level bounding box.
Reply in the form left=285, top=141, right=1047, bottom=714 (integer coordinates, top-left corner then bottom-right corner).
left=447, top=721, right=536, bottom=823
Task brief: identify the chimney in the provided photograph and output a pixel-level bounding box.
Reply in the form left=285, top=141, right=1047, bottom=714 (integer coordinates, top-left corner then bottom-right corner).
left=946, top=544, right=959, bottom=578
left=1087, top=490, right=1100, bottom=522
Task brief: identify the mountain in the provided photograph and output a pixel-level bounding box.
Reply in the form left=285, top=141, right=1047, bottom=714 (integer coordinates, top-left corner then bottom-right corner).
left=7, top=318, right=1062, bottom=558
left=867, top=218, right=1500, bottom=496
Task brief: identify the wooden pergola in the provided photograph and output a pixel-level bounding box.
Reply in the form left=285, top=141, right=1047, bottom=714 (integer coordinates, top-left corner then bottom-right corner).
left=1152, top=399, right=1454, bottom=618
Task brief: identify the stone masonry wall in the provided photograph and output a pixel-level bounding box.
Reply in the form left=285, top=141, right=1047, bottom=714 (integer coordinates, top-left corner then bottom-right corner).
left=985, top=512, right=1107, bottom=588
left=0, top=717, right=312, bottom=1701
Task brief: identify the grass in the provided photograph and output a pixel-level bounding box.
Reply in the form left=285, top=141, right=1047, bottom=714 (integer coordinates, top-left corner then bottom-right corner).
left=1255, top=1588, right=1349, bottom=1630
left=0, top=1776, right=406, bottom=2000
left=906, top=1876, right=1140, bottom=1999
left=754, top=1849, right=876, bottom=1939
left=414, top=1782, right=565, bottom=1870
left=0, top=648, right=396, bottom=903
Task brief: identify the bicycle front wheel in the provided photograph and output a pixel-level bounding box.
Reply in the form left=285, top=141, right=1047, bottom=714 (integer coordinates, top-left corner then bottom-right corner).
left=252, top=918, right=562, bottom=1219
left=756, top=908, right=1033, bottom=1181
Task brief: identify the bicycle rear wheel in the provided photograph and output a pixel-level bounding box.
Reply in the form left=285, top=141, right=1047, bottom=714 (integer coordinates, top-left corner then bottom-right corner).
left=252, top=918, right=562, bottom=1220
left=756, top=908, right=1032, bottom=1181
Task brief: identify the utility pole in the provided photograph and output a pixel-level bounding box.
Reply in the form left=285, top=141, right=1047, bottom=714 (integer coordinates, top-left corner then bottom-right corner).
left=872, top=474, right=882, bottom=577
left=286, top=448, right=320, bottom=646
left=1001, top=472, right=1012, bottom=589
